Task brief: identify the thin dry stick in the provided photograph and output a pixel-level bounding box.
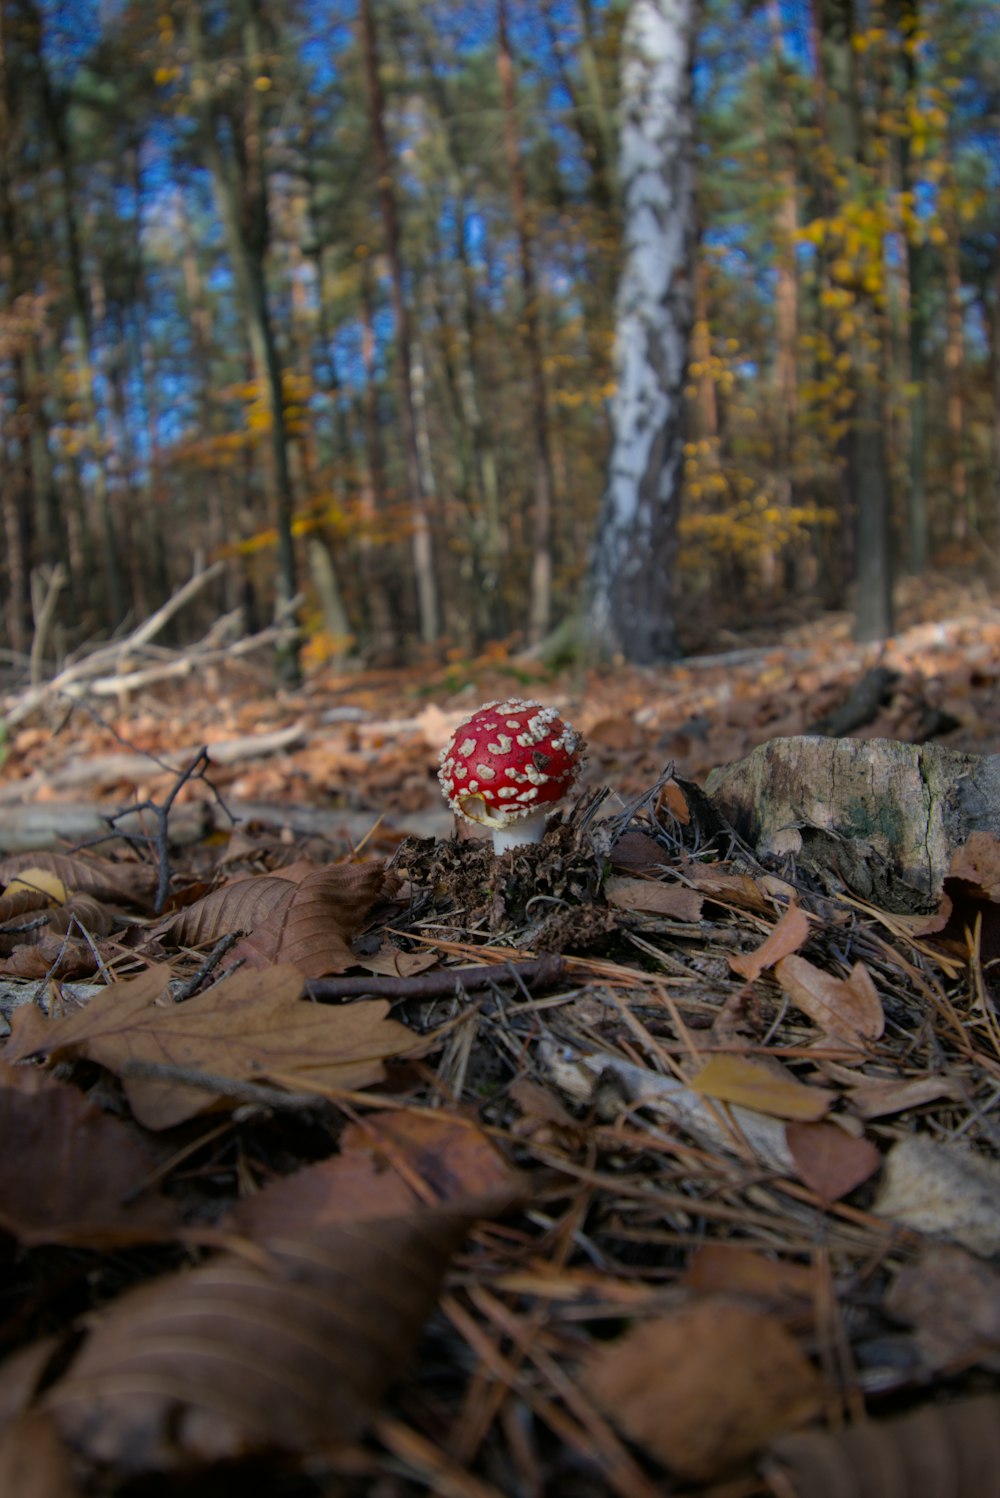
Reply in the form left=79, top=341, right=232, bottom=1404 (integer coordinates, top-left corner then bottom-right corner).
left=374, top=1415, right=507, bottom=1498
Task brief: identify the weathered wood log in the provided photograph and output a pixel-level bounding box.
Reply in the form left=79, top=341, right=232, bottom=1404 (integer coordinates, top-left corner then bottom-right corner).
left=705, top=737, right=1000, bottom=908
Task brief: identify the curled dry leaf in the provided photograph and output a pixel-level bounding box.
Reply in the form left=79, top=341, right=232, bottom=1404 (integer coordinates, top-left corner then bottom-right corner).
left=729, top=904, right=812, bottom=982
left=42, top=1206, right=488, bottom=1471
left=0, top=1061, right=176, bottom=1246
left=0, top=853, right=156, bottom=911
left=775, top=955, right=884, bottom=1044
left=764, top=1394, right=1000, bottom=1498
left=690, top=1054, right=835, bottom=1122
left=584, top=1299, right=824, bottom=1481
left=228, top=863, right=400, bottom=978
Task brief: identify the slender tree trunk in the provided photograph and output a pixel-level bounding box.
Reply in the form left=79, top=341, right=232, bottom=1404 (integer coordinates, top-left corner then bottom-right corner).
left=357, top=253, right=400, bottom=657
left=894, top=0, right=929, bottom=573
left=359, top=0, right=438, bottom=647
left=941, top=168, right=968, bottom=541
left=185, top=0, right=300, bottom=677
left=816, top=0, right=894, bottom=641
left=588, top=0, right=696, bottom=663
left=497, top=0, right=556, bottom=646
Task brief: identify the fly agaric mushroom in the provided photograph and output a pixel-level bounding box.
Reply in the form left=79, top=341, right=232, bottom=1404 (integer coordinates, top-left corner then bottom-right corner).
left=438, top=698, right=584, bottom=854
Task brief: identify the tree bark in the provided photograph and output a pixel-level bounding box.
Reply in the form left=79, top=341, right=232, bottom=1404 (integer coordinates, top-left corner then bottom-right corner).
left=588, top=0, right=696, bottom=663
left=359, top=0, right=438, bottom=647
left=497, top=0, right=556, bottom=648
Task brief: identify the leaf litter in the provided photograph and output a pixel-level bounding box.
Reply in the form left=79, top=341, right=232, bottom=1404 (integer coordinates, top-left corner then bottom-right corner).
left=1, top=636, right=1000, bottom=1492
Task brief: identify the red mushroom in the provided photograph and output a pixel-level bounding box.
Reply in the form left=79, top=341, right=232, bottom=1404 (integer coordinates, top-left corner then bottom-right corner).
left=438, top=698, right=584, bottom=854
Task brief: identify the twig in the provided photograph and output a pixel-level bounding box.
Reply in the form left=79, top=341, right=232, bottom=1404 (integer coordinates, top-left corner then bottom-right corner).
left=169, top=934, right=244, bottom=1002
left=29, top=563, right=66, bottom=688
left=305, top=954, right=567, bottom=1003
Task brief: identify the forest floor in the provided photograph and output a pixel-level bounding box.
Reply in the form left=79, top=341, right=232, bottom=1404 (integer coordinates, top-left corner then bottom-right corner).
left=0, top=573, right=999, bottom=1496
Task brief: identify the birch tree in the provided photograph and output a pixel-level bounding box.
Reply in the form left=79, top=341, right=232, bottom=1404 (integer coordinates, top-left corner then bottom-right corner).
left=588, top=0, right=696, bottom=663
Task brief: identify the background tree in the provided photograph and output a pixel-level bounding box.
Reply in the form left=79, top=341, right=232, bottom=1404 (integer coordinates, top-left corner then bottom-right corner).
left=588, top=0, right=697, bottom=662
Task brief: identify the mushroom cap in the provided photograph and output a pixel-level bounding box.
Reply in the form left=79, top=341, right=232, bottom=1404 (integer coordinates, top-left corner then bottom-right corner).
left=438, top=698, right=584, bottom=830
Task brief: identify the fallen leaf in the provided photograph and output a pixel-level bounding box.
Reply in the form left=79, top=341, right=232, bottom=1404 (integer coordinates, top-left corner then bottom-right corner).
left=690, top=1054, right=834, bottom=1121
left=0, top=853, right=156, bottom=910
left=785, top=1119, right=881, bottom=1201
left=609, top=829, right=666, bottom=873
left=684, top=1245, right=818, bottom=1313
left=845, top=1073, right=957, bottom=1120
left=873, top=1135, right=1000, bottom=1256
left=685, top=864, right=771, bottom=913
left=584, top=1300, right=824, bottom=1480
left=228, top=863, right=400, bottom=977
left=604, top=874, right=703, bottom=922
left=729, top=905, right=812, bottom=981
left=0, top=1061, right=177, bottom=1245
left=775, top=955, right=884, bottom=1044
left=43, top=1206, right=491, bottom=1470
left=159, top=874, right=302, bottom=948
left=5, top=964, right=424, bottom=1130
left=2, top=868, right=67, bottom=903
left=230, top=1111, right=520, bottom=1239
left=358, top=943, right=439, bottom=978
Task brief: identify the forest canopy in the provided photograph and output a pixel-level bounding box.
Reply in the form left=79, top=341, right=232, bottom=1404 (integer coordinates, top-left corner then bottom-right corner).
left=0, top=0, right=998, bottom=667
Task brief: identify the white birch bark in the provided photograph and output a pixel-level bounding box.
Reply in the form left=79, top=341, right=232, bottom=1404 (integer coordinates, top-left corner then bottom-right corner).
left=588, top=0, right=696, bottom=662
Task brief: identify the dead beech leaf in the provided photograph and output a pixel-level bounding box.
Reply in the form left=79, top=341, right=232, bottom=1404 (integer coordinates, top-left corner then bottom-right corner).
left=358, top=942, right=439, bottom=978
left=228, top=863, right=400, bottom=977
left=0, top=935, right=98, bottom=980
left=729, top=904, right=811, bottom=981
left=605, top=874, right=703, bottom=922
left=846, top=1073, right=958, bottom=1120
left=230, top=1111, right=520, bottom=1240
left=2, top=867, right=67, bottom=903
left=775, top=954, right=884, bottom=1043
left=765, top=1394, right=1000, bottom=1498
left=610, top=829, right=666, bottom=873
left=158, top=874, right=300, bottom=948
left=43, top=1207, right=487, bottom=1470
left=785, top=1120, right=881, bottom=1201
left=585, top=1300, right=823, bottom=1480
left=0, top=853, right=156, bottom=910
left=690, top=1054, right=834, bottom=1121
left=0, top=1062, right=177, bottom=1246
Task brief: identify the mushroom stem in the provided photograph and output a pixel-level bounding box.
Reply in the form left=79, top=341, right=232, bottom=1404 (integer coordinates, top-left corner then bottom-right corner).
left=490, top=812, right=548, bottom=855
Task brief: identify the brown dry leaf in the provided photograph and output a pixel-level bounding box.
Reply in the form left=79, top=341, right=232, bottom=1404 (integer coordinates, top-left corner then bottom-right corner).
left=609, top=829, right=666, bottom=873
left=584, top=1299, right=824, bottom=1480
left=42, top=1206, right=487, bottom=1471
left=228, top=863, right=400, bottom=977
left=604, top=874, right=703, bottom=922
left=0, top=853, right=156, bottom=910
left=158, top=874, right=300, bottom=948
left=0, top=935, right=98, bottom=980
left=886, top=1243, right=1000, bottom=1374
left=358, top=943, right=440, bottom=978
left=845, top=1073, right=958, bottom=1120
left=684, top=1245, right=818, bottom=1314
left=729, top=904, right=812, bottom=981
left=785, top=1119, right=881, bottom=1201
left=775, top=954, right=885, bottom=1044
left=0, top=1061, right=177, bottom=1245
left=765, top=1394, right=1000, bottom=1498
left=0, top=1411, right=82, bottom=1498
left=684, top=864, right=771, bottom=913
left=5, top=964, right=423, bottom=1129
left=690, top=1054, right=834, bottom=1121
left=230, top=1111, right=520, bottom=1240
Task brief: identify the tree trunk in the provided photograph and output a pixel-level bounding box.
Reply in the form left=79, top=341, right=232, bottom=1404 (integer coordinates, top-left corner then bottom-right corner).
left=815, top=0, right=894, bottom=642
left=497, top=0, right=556, bottom=647
left=359, top=0, right=438, bottom=647
left=185, top=0, right=300, bottom=679
left=588, top=0, right=696, bottom=663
